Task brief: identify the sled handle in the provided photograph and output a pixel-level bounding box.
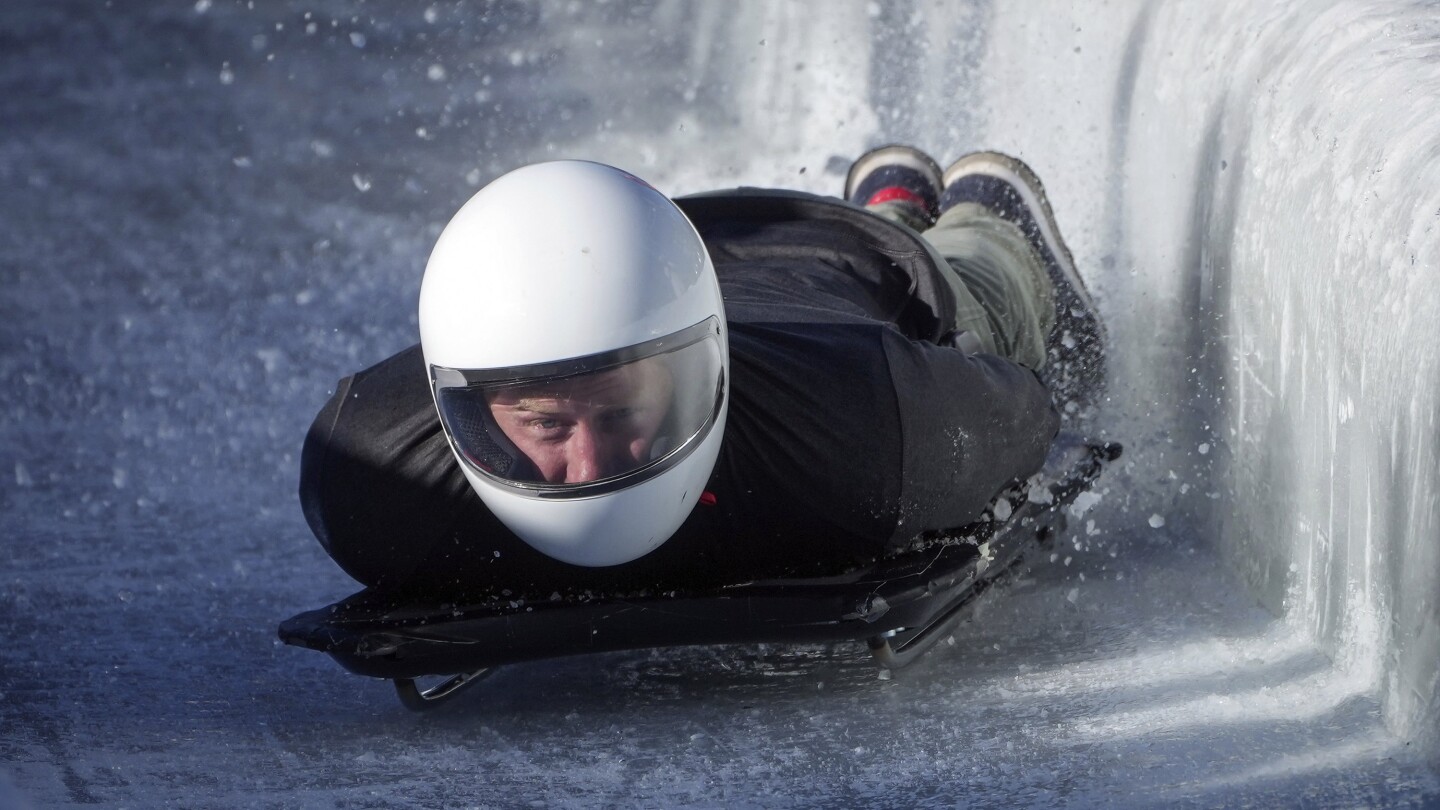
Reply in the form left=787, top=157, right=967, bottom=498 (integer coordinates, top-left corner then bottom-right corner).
left=393, top=668, right=494, bottom=711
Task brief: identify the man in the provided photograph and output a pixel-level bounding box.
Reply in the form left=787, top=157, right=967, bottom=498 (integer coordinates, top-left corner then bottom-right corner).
left=299, top=147, right=1104, bottom=598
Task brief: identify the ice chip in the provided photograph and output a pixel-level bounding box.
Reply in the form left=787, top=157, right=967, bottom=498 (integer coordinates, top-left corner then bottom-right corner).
left=993, top=499, right=1013, bottom=520
left=427, top=64, right=447, bottom=81
left=349, top=32, right=366, bottom=48
left=352, top=174, right=372, bottom=192
left=1198, top=442, right=1211, bottom=455
left=1066, top=587, right=1079, bottom=604
left=15, top=462, right=32, bottom=487
left=256, top=348, right=282, bottom=374
left=1069, top=490, right=1102, bottom=517
left=1148, top=513, right=1166, bottom=529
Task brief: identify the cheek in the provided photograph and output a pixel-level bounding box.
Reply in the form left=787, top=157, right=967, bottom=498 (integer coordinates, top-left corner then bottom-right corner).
left=627, top=417, right=667, bottom=457
left=504, top=431, right=561, bottom=465
left=525, top=444, right=568, bottom=481
left=524, top=440, right=564, bottom=463
left=627, top=437, right=649, bottom=459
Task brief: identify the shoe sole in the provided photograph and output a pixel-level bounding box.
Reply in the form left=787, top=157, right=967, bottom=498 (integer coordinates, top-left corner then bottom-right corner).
left=845, top=145, right=944, bottom=202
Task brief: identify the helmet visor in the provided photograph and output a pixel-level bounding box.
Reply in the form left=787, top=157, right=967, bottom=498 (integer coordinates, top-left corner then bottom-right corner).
left=431, top=318, right=724, bottom=497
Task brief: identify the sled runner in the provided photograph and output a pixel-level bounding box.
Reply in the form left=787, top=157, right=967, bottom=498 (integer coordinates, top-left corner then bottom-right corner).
left=279, top=433, right=1120, bottom=710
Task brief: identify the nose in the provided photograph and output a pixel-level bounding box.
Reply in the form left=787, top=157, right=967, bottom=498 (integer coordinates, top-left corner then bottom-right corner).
left=564, top=421, right=606, bottom=484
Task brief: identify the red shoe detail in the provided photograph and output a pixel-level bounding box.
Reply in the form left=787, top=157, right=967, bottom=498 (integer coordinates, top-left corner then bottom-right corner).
left=699, top=491, right=717, bottom=507
left=865, top=186, right=927, bottom=209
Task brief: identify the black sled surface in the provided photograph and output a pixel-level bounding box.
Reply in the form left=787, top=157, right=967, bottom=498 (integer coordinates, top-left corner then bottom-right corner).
left=279, top=432, right=1119, bottom=709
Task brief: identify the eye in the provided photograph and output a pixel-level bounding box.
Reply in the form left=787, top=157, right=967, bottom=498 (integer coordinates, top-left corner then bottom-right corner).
left=599, top=407, right=640, bottom=430
left=525, top=417, right=570, bottom=439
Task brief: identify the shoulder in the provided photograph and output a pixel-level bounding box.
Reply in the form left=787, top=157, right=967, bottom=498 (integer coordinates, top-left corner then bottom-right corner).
left=675, top=188, right=925, bottom=257
left=675, top=187, right=861, bottom=220
left=677, top=189, right=947, bottom=304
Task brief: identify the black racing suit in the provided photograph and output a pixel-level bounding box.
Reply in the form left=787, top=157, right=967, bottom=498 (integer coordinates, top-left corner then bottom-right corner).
left=299, top=190, right=1059, bottom=598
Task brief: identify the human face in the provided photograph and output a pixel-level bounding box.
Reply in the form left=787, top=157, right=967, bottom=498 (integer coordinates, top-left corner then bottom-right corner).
left=487, top=359, right=675, bottom=484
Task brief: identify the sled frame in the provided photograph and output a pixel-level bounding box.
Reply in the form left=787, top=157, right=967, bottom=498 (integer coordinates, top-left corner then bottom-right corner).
left=279, top=436, right=1119, bottom=712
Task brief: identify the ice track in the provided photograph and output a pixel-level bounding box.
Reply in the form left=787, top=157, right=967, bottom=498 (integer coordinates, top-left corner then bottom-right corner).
left=2, top=2, right=1438, bottom=807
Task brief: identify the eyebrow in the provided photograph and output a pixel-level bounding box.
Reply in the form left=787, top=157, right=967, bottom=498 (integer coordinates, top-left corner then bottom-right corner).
left=503, top=400, right=561, bottom=414
left=505, top=397, right=639, bottom=414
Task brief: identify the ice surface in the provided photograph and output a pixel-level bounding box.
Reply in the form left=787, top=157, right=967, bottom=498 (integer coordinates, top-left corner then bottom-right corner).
left=1, top=1, right=1437, bottom=807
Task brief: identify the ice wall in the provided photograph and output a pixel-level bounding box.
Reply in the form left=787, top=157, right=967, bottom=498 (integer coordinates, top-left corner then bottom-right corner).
left=437, top=0, right=1440, bottom=761
left=978, top=0, right=1440, bottom=757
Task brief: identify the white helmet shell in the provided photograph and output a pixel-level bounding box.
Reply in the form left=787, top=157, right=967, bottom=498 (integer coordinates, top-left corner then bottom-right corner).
left=419, top=161, right=728, bottom=567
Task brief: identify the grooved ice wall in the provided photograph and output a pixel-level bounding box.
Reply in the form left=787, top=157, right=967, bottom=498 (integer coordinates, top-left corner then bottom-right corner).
left=669, top=0, right=1440, bottom=764
left=1023, top=0, right=1440, bottom=756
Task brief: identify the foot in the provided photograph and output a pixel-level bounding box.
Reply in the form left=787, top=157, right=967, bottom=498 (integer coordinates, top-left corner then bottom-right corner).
left=845, top=145, right=944, bottom=225
left=940, top=152, right=1106, bottom=414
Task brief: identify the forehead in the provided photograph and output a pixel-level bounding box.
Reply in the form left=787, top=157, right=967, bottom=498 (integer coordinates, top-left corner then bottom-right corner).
left=489, top=359, right=668, bottom=406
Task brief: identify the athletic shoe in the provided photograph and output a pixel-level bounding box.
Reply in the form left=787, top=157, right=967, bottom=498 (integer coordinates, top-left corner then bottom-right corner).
left=940, top=152, right=1106, bottom=413
left=844, top=145, right=944, bottom=225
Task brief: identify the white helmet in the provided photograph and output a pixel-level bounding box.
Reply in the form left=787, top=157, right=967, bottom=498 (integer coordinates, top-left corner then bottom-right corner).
left=419, top=161, right=729, bottom=567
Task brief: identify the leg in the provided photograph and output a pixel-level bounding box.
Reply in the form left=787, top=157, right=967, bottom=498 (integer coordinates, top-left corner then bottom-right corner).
left=920, top=203, right=1054, bottom=371
left=846, top=146, right=1104, bottom=401
left=937, top=152, right=1106, bottom=407
left=846, top=145, right=1006, bottom=357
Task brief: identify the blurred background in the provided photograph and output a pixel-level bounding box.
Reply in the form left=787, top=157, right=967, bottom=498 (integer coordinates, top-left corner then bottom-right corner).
left=2, top=1, right=1438, bottom=806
